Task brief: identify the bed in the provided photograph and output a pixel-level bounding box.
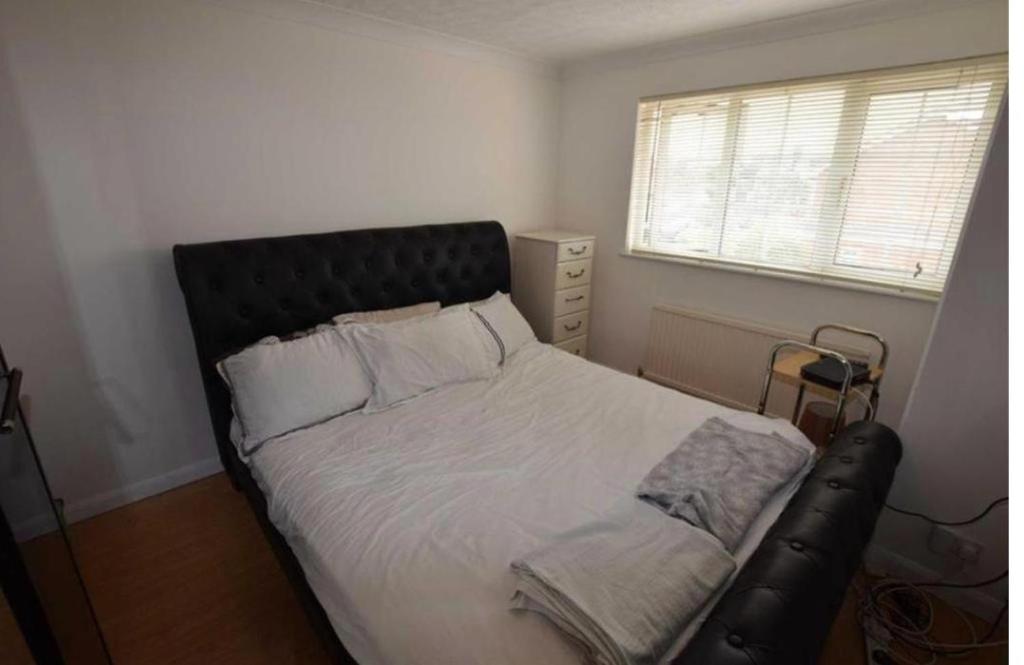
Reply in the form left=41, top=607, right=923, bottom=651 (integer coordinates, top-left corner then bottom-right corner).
left=173, top=220, right=902, bottom=664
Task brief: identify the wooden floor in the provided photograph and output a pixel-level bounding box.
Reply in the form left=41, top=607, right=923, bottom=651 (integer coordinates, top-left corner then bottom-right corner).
left=10, top=473, right=1007, bottom=664
left=69, top=474, right=330, bottom=665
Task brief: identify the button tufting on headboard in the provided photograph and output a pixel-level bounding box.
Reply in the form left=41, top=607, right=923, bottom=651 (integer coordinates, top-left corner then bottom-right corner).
left=673, top=420, right=901, bottom=665
left=173, top=221, right=510, bottom=483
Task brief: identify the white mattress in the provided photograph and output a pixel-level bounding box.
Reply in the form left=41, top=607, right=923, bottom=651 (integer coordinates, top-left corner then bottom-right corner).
left=248, top=341, right=814, bottom=665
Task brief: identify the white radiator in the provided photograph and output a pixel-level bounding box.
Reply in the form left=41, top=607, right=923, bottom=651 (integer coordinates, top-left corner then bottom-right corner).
left=640, top=305, right=868, bottom=417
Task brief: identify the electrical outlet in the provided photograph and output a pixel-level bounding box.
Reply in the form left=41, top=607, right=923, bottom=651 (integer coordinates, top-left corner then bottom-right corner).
left=928, top=524, right=984, bottom=563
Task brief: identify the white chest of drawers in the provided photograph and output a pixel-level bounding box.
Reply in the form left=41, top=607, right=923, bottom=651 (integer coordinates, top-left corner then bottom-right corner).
left=511, top=230, right=595, bottom=357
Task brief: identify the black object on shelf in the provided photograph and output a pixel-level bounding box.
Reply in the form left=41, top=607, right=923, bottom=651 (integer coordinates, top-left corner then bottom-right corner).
left=800, top=356, right=871, bottom=390
left=0, top=344, right=113, bottom=664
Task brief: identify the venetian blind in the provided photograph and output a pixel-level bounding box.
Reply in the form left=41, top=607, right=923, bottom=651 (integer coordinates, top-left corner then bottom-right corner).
left=625, top=55, right=1007, bottom=296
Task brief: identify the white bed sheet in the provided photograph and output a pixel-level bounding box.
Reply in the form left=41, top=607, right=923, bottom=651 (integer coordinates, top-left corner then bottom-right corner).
left=248, top=341, right=814, bottom=665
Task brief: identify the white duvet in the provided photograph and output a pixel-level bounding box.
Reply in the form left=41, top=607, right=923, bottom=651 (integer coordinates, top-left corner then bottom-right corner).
left=248, top=341, right=814, bottom=665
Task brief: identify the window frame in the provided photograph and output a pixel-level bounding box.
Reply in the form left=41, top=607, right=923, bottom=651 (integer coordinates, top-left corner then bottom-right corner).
left=622, top=54, right=1007, bottom=300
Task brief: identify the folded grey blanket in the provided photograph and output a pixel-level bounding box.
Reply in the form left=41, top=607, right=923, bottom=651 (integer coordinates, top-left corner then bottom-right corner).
left=637, top=416, right=811, bottom=552
left=510, top=501, right=736, bottom=665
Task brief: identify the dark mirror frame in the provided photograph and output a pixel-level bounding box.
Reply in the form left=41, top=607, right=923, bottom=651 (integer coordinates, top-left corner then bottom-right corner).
left=0, top=345, right=113, bottom=665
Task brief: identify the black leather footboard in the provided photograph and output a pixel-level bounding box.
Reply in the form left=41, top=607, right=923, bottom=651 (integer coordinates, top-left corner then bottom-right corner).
left=674, top=421, right=902, bottom=665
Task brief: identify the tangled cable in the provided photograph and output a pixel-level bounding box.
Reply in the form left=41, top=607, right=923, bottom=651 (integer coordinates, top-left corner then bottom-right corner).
left=856, top=571, right=1007, bottom=664
left=857, top=498, right=1009, bottom=663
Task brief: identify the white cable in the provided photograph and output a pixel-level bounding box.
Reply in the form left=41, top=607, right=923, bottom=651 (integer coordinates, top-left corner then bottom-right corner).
left=856, top=574, right=1008, bottom=660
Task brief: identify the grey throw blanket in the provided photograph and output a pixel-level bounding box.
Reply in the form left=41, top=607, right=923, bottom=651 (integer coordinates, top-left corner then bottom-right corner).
left=510, top=501, right=735, bottom=665
left=637, top=417, right=811, bottom=552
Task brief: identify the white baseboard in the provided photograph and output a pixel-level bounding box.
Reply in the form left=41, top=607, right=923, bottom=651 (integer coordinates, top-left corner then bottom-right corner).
left=64, top=456, right=224, bottom=523
left=12, top=456, right=223, bottom=541
left=863, top=543, right=1005, bottom=621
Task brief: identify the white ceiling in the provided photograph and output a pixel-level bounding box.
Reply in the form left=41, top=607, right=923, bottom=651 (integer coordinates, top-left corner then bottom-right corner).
left=318, top=0, right=877, bottom=63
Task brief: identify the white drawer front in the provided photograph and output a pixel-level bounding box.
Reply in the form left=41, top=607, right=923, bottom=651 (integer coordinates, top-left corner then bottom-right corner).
left=553, top=285, right=590, bottom=317
left=554, top=334, right=587, bottom=357
left=557, top=240, right=594, bottom=262
left=554, top=259, right=592, bottom=290
left=553, top=311, right=589, bottom=343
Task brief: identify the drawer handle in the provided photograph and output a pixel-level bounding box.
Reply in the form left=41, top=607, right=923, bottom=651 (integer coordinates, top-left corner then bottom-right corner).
left=568, top=245, right=588, bottom=255
left=564, top=321, right=582, bottom=332
left=565, top=295, right=584, bottom=302
left=566, top=268, right=586, bottom=279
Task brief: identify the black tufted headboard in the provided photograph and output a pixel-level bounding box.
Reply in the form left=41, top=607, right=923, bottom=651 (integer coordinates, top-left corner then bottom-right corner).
left=173, top=221, right=902, bottom=665
left=173, top=220, right=510, bottom=483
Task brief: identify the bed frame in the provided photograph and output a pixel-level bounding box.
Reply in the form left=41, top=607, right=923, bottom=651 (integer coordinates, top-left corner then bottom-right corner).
left=173, top=220, right=902, bottom=665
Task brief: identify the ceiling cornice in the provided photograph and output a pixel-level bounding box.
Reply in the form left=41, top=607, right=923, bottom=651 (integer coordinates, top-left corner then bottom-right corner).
left=559, top=0, right=1002, bottom=79
left=203, top=0, right=560, bottom=79
left=200, top=0, right=1002, bottom=83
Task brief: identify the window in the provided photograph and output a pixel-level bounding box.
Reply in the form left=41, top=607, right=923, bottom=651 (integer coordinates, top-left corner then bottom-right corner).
left=625, top=55, right=1007, bottom=296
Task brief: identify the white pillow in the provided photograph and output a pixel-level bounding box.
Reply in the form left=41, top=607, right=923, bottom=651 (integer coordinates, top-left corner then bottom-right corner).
left=471, top=292, right=536, bottom=363
left=333, top=301, right=440, bottom=325
left=345, top=307, right=498, bottom=411
left=441, top=292, right=498, bottom=312
left=218, top=328, right=371, bottom=455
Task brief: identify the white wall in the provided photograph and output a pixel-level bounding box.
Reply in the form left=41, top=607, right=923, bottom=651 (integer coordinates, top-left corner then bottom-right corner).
left=0, top=0, right=560, bottom=519
left=555, top=0, right=1006, bottom=609
left=874, top=102, right=1008, bottom=608
left=555, top=1, right=1006, bottom=428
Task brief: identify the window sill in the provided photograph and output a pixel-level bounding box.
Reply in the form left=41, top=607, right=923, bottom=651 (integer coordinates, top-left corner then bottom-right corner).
left=618, top=249, right=942, bottom=303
